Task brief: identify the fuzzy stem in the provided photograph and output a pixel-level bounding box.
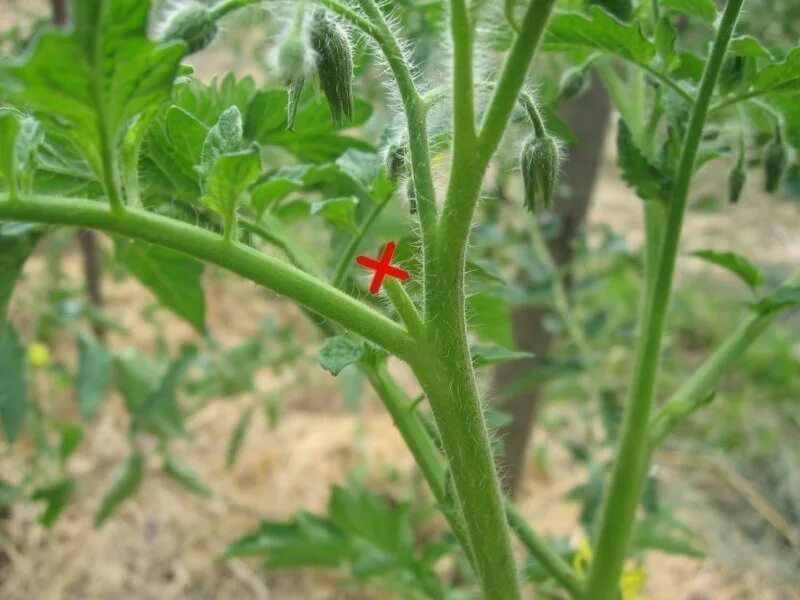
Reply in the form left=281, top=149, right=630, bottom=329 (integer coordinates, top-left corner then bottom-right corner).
left=0, top=193, right=415, bottom=360
left=383, top=278, right=425, bottom=340
left=585, top=1, right=747, bottom=597
left=210, top=0, right=261, bottom=19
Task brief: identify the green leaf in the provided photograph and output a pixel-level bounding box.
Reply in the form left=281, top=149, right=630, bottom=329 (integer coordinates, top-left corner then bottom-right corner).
left=113, top=347, right=159, bottom=413
left=164, top=453, right=211, bottom=497
left=133, top=346, right=197, bottom=438
left=226, top=406, right=254, bottom=469
left=691, top=249, right=763, bottom=291
left=224, top=512, right=350, bottom=568
left=750, top=284, right=800, bottom=314
left=310, top=197, right=360, bottom=234
left=246, top=91, right=374, bottom=162
left=0, top=108, right=21, bottom=198
left=467, top=292, right=515, bottom=348
left=0, top=222, right=46, bottom=325
left=76, top=330, right=111, bottom=420
left=728, top=36, right=773, bottom=60
left=117, top=241, right=206, bottom=334
left=57, top=422, right=84, bottom=463
left=655, top=17, right=678, bottom=69
left=32, top=478, right=75, bottom=528
left=544, top=7, right=655, bottom=64
left=471, top=344, right=534, bottom=368
left=616, top=119, right=668, bottom=201
left=1, top=0, right=184, bottom=182
left=199, top=106, right=244, bottom=177
left=754, top=47, right=800, bottom=94
left=318, top=336, right=364, bottom=376
left=202, top=145, right=262, bottom=230
left=0, top=323, right=27, bottom=444
left=660, top=0, right=717, bottom=23
left=95, top=452, right=145, bottom=527
left=632, top=515, right=705, bottom=558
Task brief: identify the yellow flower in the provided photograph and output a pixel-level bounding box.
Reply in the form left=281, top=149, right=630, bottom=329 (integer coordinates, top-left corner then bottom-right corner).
left=571, top=539, right=593, bottom=577
left=620, top=564, right=648, bottom=600
left=27, top=342, right=52, bottom=368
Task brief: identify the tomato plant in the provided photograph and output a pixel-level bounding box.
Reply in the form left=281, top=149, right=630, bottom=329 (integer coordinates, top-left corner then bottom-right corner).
left=1, top=0, right=799, bottom=598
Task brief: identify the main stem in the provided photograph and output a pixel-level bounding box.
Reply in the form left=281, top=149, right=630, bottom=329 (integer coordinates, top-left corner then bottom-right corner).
left=585, top=1, right=745, bottom=597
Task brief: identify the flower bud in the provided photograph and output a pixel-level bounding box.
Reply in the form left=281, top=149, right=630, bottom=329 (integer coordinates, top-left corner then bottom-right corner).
left=310, top=9, right=354, bottom=127
left=557, top=66, right=589, bottom=103
left=728, top=156, right=746, bottom=204
left=160, top=2, right=219, bottom=54
left=764, top=126, right=788, bottom=194
left=385, top=143, right=407, bottom=183
left=520, top=135, right=560, bottom=213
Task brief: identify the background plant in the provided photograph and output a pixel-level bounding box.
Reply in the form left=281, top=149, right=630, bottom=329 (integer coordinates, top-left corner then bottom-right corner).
left=1, top=0, right=799, bottom=598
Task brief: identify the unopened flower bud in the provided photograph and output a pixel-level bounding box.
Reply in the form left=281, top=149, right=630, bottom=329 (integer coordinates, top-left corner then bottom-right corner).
left=764, top=127, right=788, bottom=194
left=160, top=2, right=219, bottom=55
left=520, top=135, right=560, bottom=213
left=310, top=9, right=354, bottom=127
left=728, top=155, right=746, bottom=204
left=278, top=36, right=312, bottom=132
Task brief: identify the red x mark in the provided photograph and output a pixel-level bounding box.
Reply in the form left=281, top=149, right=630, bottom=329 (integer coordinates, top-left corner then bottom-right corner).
left=356, top=241, right=410, bottom=294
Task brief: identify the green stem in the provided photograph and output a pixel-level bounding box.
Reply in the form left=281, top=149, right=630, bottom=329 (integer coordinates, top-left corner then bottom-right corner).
left=0, top=194, right=415, bottom=360
left=331, top=195, right=391, bottom=288
left=412, top=346, right=521, bottom=599
left=477, top=0, right=556, bottom=163
left=383, top=278, right=425, bottom=340
left=209, top=0, right=261, bottom=19
left=506, top=504, right=584, bottom=598
left=585, top=1, right=746, bottom=597
left=649, top=302, right=790, bottom=450
left=518, top=92, right=547, bottom=138
left=449, top=0, right=478, bottom=150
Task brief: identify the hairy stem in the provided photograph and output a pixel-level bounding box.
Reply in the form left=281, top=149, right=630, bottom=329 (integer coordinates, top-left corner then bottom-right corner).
left=0, top=194, right=415, bottom=360
left=585, top=1, right=746, bottom=597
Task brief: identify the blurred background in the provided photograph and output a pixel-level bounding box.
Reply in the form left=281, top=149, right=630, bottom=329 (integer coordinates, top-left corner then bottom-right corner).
left=0, top=0, right=798, bottom=598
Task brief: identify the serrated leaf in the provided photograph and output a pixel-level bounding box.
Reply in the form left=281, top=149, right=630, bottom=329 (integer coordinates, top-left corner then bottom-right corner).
left=471, top=344, right=534, bottom=368
left=164, top=453, right=211, bottom=497
left=133, top=346, right=197, bottom=438
left=95, top=452, right=144, bottom=527
left=544, top=7, right=655, bottom=64
left=0, top=222, right=46, bottom=325
left=310, top=197, right=360, bottom=234
left=0, top=323, right=27, bottom=444
left=226, top=405, right=254, bottom=469
left=117, top=241, right=206, bottom=334
left=728, top=36, right=772, bottom=60
left=754, top=47, right=800, bottom=94
left=76, top=331, right=111, bottom=420
left=617, top=119, right=667, bottom=201
left=691, top=249, right=763, bottom=291
left=318, top=336, right=364, bottom=376
left=202, top=145, right=261, bottom=229
left=224, top=512, right=350, bottom=567
left=1, top=0, right=184, bottom=186
left=660, top=0, right=717, bottom=23
left=199, top=106, right=243, bottom=178
left=32, top=478, right=75, bottom=528
left=114, top=347, right=159, bottom=413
